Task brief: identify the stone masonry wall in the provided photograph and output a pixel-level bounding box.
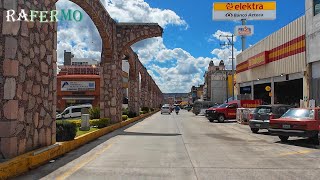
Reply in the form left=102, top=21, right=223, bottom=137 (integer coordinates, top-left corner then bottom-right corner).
left=0, top=0, right=57, bottom=159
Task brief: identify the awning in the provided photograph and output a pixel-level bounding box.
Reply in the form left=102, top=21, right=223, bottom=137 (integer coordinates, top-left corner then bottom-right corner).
left=62, top=96, right=95, bottom=100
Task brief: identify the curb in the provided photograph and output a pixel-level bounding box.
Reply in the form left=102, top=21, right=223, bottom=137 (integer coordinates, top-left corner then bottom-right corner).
left=0, top=110, right=159, bottom=180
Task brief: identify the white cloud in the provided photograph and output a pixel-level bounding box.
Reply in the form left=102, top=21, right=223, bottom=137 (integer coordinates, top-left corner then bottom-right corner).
left=131, top=38, right=222, bottom=93
left=56, top=0, right=214, bottom=93
left=208, top=30, right=237, bottom=43
left=101, top=0, right=188, bottom=28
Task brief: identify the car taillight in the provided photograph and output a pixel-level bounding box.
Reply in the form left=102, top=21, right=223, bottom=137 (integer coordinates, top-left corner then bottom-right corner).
left=249, top=114, right=253, bottom=120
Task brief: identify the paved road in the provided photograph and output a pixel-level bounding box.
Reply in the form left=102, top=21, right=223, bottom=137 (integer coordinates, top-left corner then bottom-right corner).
left=16, top=111, right=320, bottom=180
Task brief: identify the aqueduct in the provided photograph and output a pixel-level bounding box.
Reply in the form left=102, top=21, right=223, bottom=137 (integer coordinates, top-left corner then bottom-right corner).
left=0, top=0, right=164, bottom=159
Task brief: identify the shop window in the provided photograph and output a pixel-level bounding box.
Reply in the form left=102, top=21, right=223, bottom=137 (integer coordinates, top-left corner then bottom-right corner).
left=315, top=0, right=320, bottom=16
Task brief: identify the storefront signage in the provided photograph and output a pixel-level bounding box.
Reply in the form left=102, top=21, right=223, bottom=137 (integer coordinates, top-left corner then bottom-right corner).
left=212, top=2, right=276, bottom=20
left=248, top=51, right=269, bottom=69
left=61, top=81, right=95, bottom=91
left=235, top=25, right=254, bottom=36
left=236, top=61, right=249, bottom=73
left=241, top=99, right=262, bottom=108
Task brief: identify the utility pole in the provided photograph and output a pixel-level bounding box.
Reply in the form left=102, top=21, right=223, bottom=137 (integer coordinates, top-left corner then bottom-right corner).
left=219, top=34, right=235, bottom=100
left=241, top=19, right=246, bottom=51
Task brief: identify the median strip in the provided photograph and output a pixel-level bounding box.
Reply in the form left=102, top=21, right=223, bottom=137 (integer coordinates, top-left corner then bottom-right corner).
left=0, top=110, right=159, bottom=180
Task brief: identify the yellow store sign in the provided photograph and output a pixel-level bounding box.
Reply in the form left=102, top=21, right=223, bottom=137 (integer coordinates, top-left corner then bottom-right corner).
left=213, top=2, right=276, bottom=20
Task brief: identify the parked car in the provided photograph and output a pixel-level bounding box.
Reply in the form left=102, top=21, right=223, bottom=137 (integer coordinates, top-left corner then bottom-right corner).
left=269, top=108, right=320, bottom=143
left=205, top=101, right=238, bottom=123
left=161, top=105, right=171, bottom=114
left=56, top=104, right=92, bottom=120
left=249, top=104, right=292, bottom=133
left=193, top=101, right=217, bottom=115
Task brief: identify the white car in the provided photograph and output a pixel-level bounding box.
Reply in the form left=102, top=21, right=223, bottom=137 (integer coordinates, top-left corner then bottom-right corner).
left=161, top=105, right=171, bottom=114
left=56, top=104, right=92, bottom=120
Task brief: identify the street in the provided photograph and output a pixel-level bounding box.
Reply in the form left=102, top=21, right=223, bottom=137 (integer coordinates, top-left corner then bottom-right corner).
left=16, top=111, right=320, bottom=180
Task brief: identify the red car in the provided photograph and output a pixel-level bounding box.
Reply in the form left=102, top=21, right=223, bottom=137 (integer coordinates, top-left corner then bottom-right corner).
left=205, top=101, right=238, bottom=123
left=269, top=108, right=320, bottom=143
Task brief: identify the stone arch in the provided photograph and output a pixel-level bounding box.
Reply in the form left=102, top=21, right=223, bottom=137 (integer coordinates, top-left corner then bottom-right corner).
left=0, top=0, right=164, bottom=159
left=64, top=0, right=114, bottom=50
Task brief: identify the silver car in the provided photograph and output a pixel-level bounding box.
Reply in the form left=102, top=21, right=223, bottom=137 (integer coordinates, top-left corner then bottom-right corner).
left=161, top=105, right=171, bottom=114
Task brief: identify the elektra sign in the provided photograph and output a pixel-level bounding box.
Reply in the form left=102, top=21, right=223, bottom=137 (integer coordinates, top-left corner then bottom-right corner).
left=213, top=2, right=276, bottom=20
left=6, top=9, right=83, bottom=22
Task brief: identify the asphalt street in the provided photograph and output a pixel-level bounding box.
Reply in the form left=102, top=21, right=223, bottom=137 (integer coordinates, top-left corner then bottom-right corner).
left=16, top=110, right=320, bottom=180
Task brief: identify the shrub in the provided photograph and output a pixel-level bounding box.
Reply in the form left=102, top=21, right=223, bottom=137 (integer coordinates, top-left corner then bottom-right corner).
left=122, top=115, right=128, bottom=121
left=128, top=111, right=137, bottom=118
left=56, top=121, right=77, bottom=142
left=122, top=110, right=129, bottom=116
left=89, top=107, right=100, bottom=119
left=141, top=107, right=149, bottom=113
left=150, top=108, right=155, bottom=112
left=140, top=111, right=144, bottom=114
left=67, top=120, right=81, bottom=127
left=143, top=111, right=148, bottom=114
left=90, top=118, right=111, bottom=128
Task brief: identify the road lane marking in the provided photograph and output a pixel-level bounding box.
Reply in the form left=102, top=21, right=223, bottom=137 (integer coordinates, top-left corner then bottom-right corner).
left=56, top=144, right=112, bottom=180
left=279, top=150, right=313, bottom=156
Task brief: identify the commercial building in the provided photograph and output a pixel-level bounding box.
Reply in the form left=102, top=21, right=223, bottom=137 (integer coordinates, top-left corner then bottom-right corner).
left=57, top=54, right=130, bottom=112
left=236, top=16, right=307, bottom=106
left=163, top=93, right=189, bottom=105
left=63, top=50, right=99, bottom=66
left=306, top=0, right=320, bottom=106
left=203, top=60, right=232, bottom=103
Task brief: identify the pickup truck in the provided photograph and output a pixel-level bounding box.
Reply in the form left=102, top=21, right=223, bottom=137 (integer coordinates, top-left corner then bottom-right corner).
left=205, top=101, right=238, bottom=123
left=269, top=108, right=320, bottom=144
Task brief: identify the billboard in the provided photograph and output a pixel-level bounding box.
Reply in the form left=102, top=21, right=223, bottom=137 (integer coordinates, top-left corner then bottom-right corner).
left=213, top=2, right=276, bottom=20
left=235, top=25, right=254, bottom=36
left=61, top=81, right=95, bottom=91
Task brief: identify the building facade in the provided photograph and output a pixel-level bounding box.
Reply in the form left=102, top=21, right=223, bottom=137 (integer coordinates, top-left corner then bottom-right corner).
left=306, top=0, right=320, bottom=106
left=203, top=60, right=232, bottom=103
left=236, top=16, right=307, bottom=106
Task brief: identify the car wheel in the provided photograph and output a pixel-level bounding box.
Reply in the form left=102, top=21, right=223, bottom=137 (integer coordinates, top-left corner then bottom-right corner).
left=310, top=135, right=319, bottom=145
left=279, top=135, right=289, bottom=142
left=218, top=115, right=225, bottom=123
left=209, top=119, right=214, bottom=122
left=251, top=128, right=259, bottom=133
left=195, top=113, right=199, bottom=116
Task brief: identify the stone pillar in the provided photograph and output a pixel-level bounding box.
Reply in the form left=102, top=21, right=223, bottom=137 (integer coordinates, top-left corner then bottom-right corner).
left=140, top=74, right=146, bottom=108
left=128, top=61, right=140, bottom=115
left=100, top=49, right=122, bottom=123
left=145, top=76, right=151, bottom=108
left=0, top=1, right=57, bottom=159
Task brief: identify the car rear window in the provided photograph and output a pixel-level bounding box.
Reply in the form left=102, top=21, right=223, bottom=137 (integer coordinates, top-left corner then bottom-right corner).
left=162, top=107, right=169, bottom=109
left=254, top=106, right=271, bottom=114
left=281, top=109, right=315, bottom=119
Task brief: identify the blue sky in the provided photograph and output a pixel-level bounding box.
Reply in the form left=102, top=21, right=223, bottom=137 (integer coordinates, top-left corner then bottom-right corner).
left=146, top=0, right=305, bottom=57
left=56, top=0, right=306, bottom=93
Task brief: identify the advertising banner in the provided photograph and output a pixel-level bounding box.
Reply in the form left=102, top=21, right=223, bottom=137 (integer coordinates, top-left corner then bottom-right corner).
left=61, top=81, right=95, bottom=91
left=235, top=25, right=254, bottom=36
left=213, top=2, right=276, bottom=20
